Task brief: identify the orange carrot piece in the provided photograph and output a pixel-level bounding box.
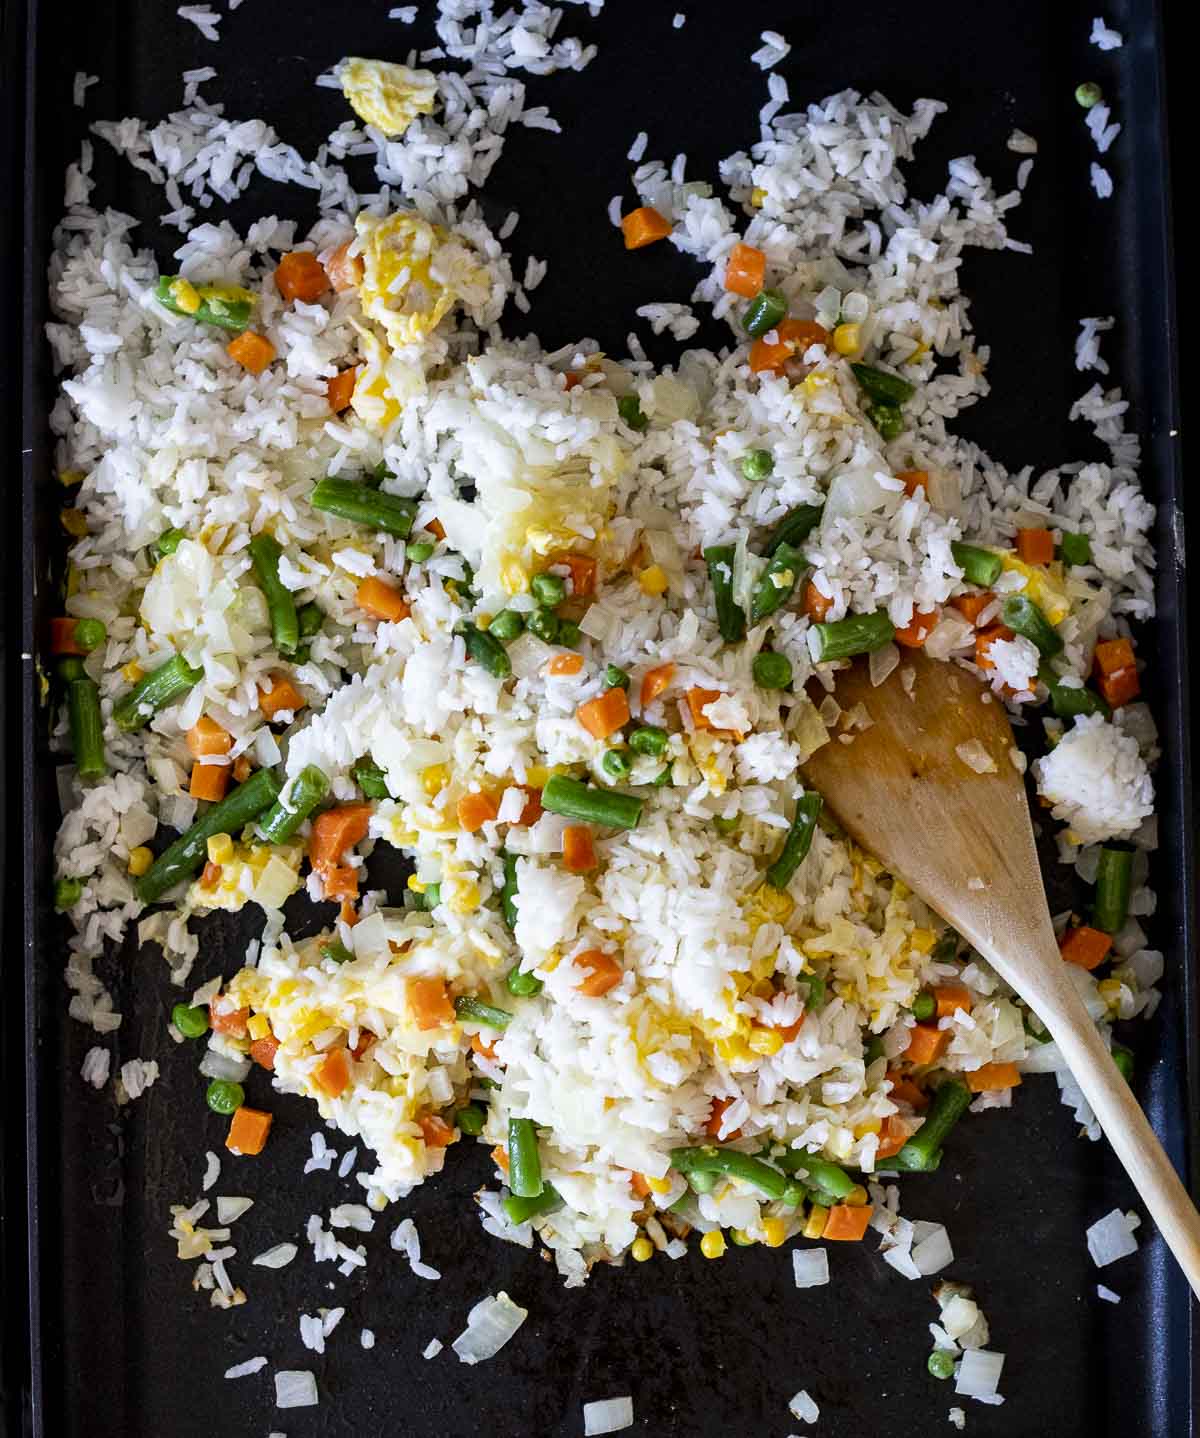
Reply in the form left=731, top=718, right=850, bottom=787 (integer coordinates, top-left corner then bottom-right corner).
left=965, top=1061, right=1023, bottom=1093
left=324, top=240, right=363, bottom=293
left=1098, top=668, right=1141, bottom=708
left=974, top=623, right=1014, bottom=671
left=472, top=1032, right=497, bottom=1061
left=621, top=206, right=672, bottom=250
left=723, top=241, right=766, bottom=298
left=749, top=318, right=829, bottom=374
left=875, top=1115, right=913, bottom=1160
left=418, top=1113, right=455, bottom=1148
left=275, top=251, right=329, bottom=304
left=226, top=330, right=276, bottom=374
left=894, top=609, right=938, bottom=648
left=187, top=715, right=232, bottom=758
left=427, top=518, right=446, bottom=541
left=886, top=1071, right=930, bottom=1111
left=199, top=861, right=222, bottom=890
left=1016, top=527, right=1054, bottom=565
left=685, top=686, right=743, bottom=739
left=1093, top=636, right=1136, bottom=676
left=309, top=804, right=373, bottom=867
left=491, top=1144, right=509, bottom=1173
left=322, top=866, right=359, bottom=902
left=352, top=1030, right=375, bottom=1060
left=339, top=897, right=360, bottom=927
left=457, top=791, right=499, bottom=833
left=803, top=580, right=833, bottom=622
left=551, top=552, right=597, bottom=597
left=407, top=976, right=455, bottom=1031
left=563, top=371, right=583, bottom=390
left=225, top=1107, right=272, bottom=1156
left=1059, top=925, right=1113, bottom=971
left=630, top=1172, right=651, bottom=1200
left=562, top=825, right=596, bottom=873
left=514, top=786, right=543, bottom=827
left=1093, top=637, right=1140, bottom=707
left=50, top=617, right=87, bottom=655
left=576, top=686, right=630, bottom=740
left=209, top=999, right=249, bottom=1038
left=355, top=576, right=410, bottom=624
left=313, top=1047, right=351, bottom=1098
left=575, top=950, right=622, bottom=997
left=232, top=754, right=253, bottom=783
left=896, top=470, right=928, bottom=498
left=775, top=1014, right=805, bottom=1043
left=950, top=591, right=995, bottom=626
left=327, top=367, right=359, bottom=414
left=903, top=1021, right=950, bottom=1066
left=933, top=982, right=973, bottom=1019
left=639, top=662, right=675, bottom=710
left=546, top=652, right=584, bottom=677
left=189, top=761, right=231, bottom=803
left=258, top=673, right=305, bottom=718
left=823, top=1203, right=874, bottom=1241
left=249, top=1034, right=279, bottom=1071
left=705, top=1096, right=742, bottom=1140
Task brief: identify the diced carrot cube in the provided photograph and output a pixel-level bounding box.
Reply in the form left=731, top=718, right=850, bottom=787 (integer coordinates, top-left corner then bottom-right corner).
left=621, top=206, right=672, bottom=250
left=576, top=686, right=630, bottom=740
left=903, top=1021, right=950, bottom=1066
left=1093, top=638, right=1140, bottom=707
left=471, top=1032, right=497, bottom=1061
left=187, top=715, right=232, bottom=758
left=313, top=1047, right=350, bottom=1098
left=823, top=1203, right=874, bottom=1240
left=514, top=786, right=543, bottom=827
left=686, top=687, right=743, bottom=739
left=226, top=330, right=276, bottom=375
left=950, top=591, right=995, bottom=627
left=355, top=576, right=410, bottom=623
left=407, top=976, right=455, bottom=1030
left=427, top=518, right=446, bottom=541
left=630, top=1172, right=651, bottom=1200
left=639, top=662, right=675, bottom=710
left=1094, top=636, right=1136, bottom=676
left=575, top=949, right=622, bottom=997
left=339, top=898, right=359, bottom=927
left=491, top=1144, right=509, bottom=1173
left=324, top=240, right=363, bottom=293
left=546, top=653, right=584, bottom=677
left=933, top=982, right=973, bottom=1020
left=327, top=367, right=359, bottom=414
left=551, top=552, right=597, bottom=597
left=1059, top=925, right=1113, bottom=970
left=226, top=1107, right=272, bottom=1156
left=749, top=318, right=829, bottom=375
left=723, top=241, right=766, bottom=298
left=897, top=470, right=928, bottom=498
left=309, top=804, right=372, bottom=867
left=974, top=623, right=1014, bottom=671
left=803, top=580, right=833, bottom=622
left=1016, top=527, right=1054, bottom=565
left=775, top=1015, right=805, bottom=1043
left=209, top=998, right=249, bottom=1038
left=418, top=1113, right=455, bottom=1148
left=1098, top=668, right=1141, bottom=708
left=894, top=608, right=938, bottom=648
left=321, top=866, right=359, bottom=901
left=258, top=673, right=305, bottom=719
left=200, top=861, right=222, bottom=890
left=189, top=762, right=230, bottom=803
left=50, top=617, right=86, bottom=655
left=705, top=1096, right=743, bottom=1140
left=250, top=1035, right=279, bottom=1071
left=562, top=825, right=596, bottom=873
left=457, top=791, right=499, bottom=833
left=875, top=1115, right=913, bottom=1160
left=352, top=1030, right=375, bottom=1060
left=965, top=1061, right=1023, bottom=1093
left=886, top=1071, right=930, bottom=1111
left=275, top=251, right=329, bottom=304
left=563, top=371, right=583, bottom=390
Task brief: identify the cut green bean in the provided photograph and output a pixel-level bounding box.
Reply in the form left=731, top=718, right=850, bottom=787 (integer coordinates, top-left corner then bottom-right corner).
left=775, top=1149, right=855, bottom=1201
left=542, top=775, right=643, bottom=831
left=850, top=363, right=915, bottom=407
left=113, top=654, right=203, bottom=732
left=73, top=618, right=107, bottom=653
left=502, top=1183, right=562, bottom=1225
left=351, top=757, right=390, bottom=799
left=500, top=851, right=519, bottom=930
left=742, top=288, right=787, bottom=338
left=154, top=275, right=254, bottom=332
left=670, top=1145, right=805, bottom=1206
left=57, top=656, right=86, bottom=682
left=297, top=601, right=324, bottom=639
left=136, top=768, right=281, bottom=905
left=460, top=623, right=512, bottom=680
left=809, top=611, right=895, bottom=663
left=1093, top=845, right=1134, bottom=934
left=741, top=449, right=774, bottom=482
left=866, top=402, right=904, bottom=441
left=257, top=764, right=329, bottom=844
left=405, top=540, right=436, bottom=563
left=1039, top=664, right=1110, bottom=720
left=617, top=394, right=648, bottom=432
left=951, top=542, right=1004, bottom=587
left=558, top=619, right=582, bottom=648
left=320, top=940, right=355, bottom=965
left=628, top=725, right=667, bottom=757
left=1112, top=1042, right=1134, bottom=1084
left=750, top=541, right=805, bottom=623
left=249, top=533, right=299, bottom=656
left=454, top=995, right=513, bottom=1031
left=506, top=964, right=543, bottom=998
left=1060, top=531, right=1092, bottom=566
left=766, top=792, right=822, bottom=890
left=508, top=1117, right=543, bottom=1199
left=67, top=678, right=107, bottom=780
left=488, top=609, right=525, bottom=643
left=1001, top=594, right=1064, bottom=658
left=752, top=651, right=793, bottom=689
left=886, top=1079, right=971, bottom=1171
left=309, top=478, right=416, bottom=538
left=456, top=1103, right=486, bottom=1135
left=762, top=504, right=823, bottom=557
left=703, top=544, right=746, bottom=643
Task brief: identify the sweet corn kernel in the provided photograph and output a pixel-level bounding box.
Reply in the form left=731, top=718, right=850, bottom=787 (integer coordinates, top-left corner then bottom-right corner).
left=905, top=338, right=930, bottom=365
left=207, top=833, right=234, bottom=865
left=476, top=613, right=494, bottom=630
left=844, top=1184, right=870, bottom=1207
left=637, top=564, right=669, bottom=597
left=853, top=1119, right=882, bottom=1139
left=1097, top=978, right=1124, bottom=1010
left=121, top=660, right=144, bottom=684
left=754, top=885, right=794, bottom=924
left=500, top=558, right=529, bottom=596
left=715, top=1035, right=754, bottom=1065
left=168, top=276, right=202, bottom=314
left=700, top=1229, right=727, bottom=1260
left=802, top=370, right=834, bottom=398
left=748, top=1026, right=784, bottom=1057
left=832, top=322, right=862, bottom=355
left=127, top=846, right=153, bottom=877
left=407, top=875, right=426, bottom=893
left=646, top=1174, right=672, bottom=1195
left=750, top=186, right=767, bottom=208
left=761, top=1216, right=789, bottom=1248
left=422, top=764, right=449, bottom=796
left=247, top=1013, right=271, bottom=1041
left=630, top=1236, right=654, bottom=1263
left=58, top=469, right=84, bottom=487
left=60, top=508, right=88, bottom=538
left=910, top=927, right=937, bottom=955
left=447, top=879, right=480, bottom=915
left=803, top=1204, right=829, bottom=1239
left=384, top=1076, right=407, bottom=1098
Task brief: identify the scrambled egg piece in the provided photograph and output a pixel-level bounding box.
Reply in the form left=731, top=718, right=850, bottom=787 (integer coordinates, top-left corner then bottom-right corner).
left=338, top=58, right=437, bottom=136
left=187, top=840, right=303, bottom=913
left=354, top=211, right=486, bottom=351
left=999, top=552, right=1071, bottom=625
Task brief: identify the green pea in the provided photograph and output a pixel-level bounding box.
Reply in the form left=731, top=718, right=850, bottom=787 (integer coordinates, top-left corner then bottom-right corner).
left=527, top=608, right=560, bottom=643
left=558, top=619, right=582, bottom=647
left=455, top=1104, right=487, bottom=1136
left=530, top=572, right=567, bottom=607
left=405, top=540, right=436, bottom=563
left=752, top=651, right=793, bottom=689
left=729, top=1227, right=757, bottom=1246
left=604, top=664, right=630, bottom=689
left=205, top=1079, right=245, bottom=1115
left=1075, top=81, right=1103, bottom=109
left=153, top=527, right=186, bottom=560
left=928, top=1350, right=956, bottom=1380
left=57, top=656, right=86, bottom=682
left=1060, top=531, right=1092, bottom=566
left=73, top=618, right=107, bottom=652
left=617, top=394, right=648, bottom=432
left=911, top=991, right=936, bottom=1021
left=629, top=725, right=667, bottom=757
left=172, top=1003, right=209, bottom=1039
left=741, top=449, right=774, bottom=482
left=713, top=815, right=739, bottom=836
left=320, top=940, right=355, bottom=965
left=488, top=609, right=526, bottom=642
left=1112, top=1043, right=1134, bottom=1083
left=866, top=402, right=905, bottom=441
left=54, top=877, right=83, bottom=910
left=602, top=748, right=632, bottom=781
left=506, top=966, right=544, bottom=997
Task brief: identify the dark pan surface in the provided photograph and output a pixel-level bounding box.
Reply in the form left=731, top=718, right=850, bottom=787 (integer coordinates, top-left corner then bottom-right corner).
left=6, top=1, right=1194, bottom=1435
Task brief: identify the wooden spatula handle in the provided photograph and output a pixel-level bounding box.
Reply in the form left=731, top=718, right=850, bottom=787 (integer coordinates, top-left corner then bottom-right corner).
left=1040, top=973, right=1200, bottom=1299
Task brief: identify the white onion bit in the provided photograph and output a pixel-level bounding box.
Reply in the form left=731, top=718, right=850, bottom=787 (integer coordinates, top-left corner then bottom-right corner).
left=582, top=1395, right=634, bottom=1435
left=451, top=1292, right=528, bottom=1365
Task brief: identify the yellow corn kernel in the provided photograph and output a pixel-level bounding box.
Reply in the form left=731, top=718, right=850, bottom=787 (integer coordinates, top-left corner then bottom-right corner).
left=446, top=879, right=480, bottom=915
left=637, top=564, right=669, bottom=597
left=754, top=884, right=794, bottom=924
left=804, top=1204, right=829, bottom=1239
left=630, top=1236, right=654, bottom=1263
left=750, top=186, right=767, bottom=208
left=853, top=1119, right=882, bottom=1139
left=168, top=277, right=202, bottom=314
left=121, top=660, right=145, bottom=684
left=384, top=1075, right=407, bottom=1098
left=905, top=338, right=930, bottom=364
left=748, top=1026, right=784, bottom=1057
left=127, top=846, right=153, bottom=877
left=910, top=928, right=937, bottom=955
left=247, top=1013, right=271, bottom=1041
left=422, top=763, right=449, bottom=796
left=58, top=469, right=84, bottom=487
left=700, top=1229, right=727, bottom=1260
left=407, top=875, right=426, bottom=894
left=843, top=1183, right=870, bottom=1207
left=832, top=322, right=861, bottom=355
left=60, top=508, right=88, bottom=538
left=715, top=1035, right=754, bottom=1065
left=1096, top=978, right=1124, bottom=1010
left=646, top=1174, right=672, bottom=1195
left=206, top=833, right=234, bottom=865
left=476, top=613, right=494, bottom=630
left=761, top=1216, right=789, bottom=1248
left=801, top=370, right=833, bottom=398
left=500, top=558, right=529, bottom=596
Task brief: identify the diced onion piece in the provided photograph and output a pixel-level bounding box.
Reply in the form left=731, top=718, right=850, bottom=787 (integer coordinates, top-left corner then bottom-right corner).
left=451, top=1291, right=528, bottom=1364
left=274, top=1370, right=318, bottom=1408
left=954, top=1349, right=1005, bottom=1400
left=506, top=633, right=557, bottom=680
left=1086, top=1208, right=1140, bottom=1267
left=792, top=1248, right=830, bottom=1288
left=199, top=1049, right=252, bottom=1083
left=582, top=1396, right=634, bottom=1435
left=422, top=1338, right=443, bottom=1359
left=788, top=1389, right=820, bottom=1423
left=216, top=1195, right=254, bottom=1224
left=252, top=1243, right=298, bottom=1268
left=911, top=1223, right=955, bottom=1276
left=224, top=1356, right=268, bottom=1379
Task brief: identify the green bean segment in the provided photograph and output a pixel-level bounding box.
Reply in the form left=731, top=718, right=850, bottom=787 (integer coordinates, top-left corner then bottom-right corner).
left=1000, top=594, right=1063, bottom=658
left=541, top=775, right=643, bottom=831
left=249, top=533, right=299, bottom=655
left=352, top=758, right=390, bottom=799
left=671, top=1145, right=804, bottom=1206
left=502, top=1184, right=562, bottom=1225
left=810, top=611, right=895, bottom=662
left=762, top=504, right=823, bottom=556
left=750, top=541, right=805, bottom=623
left=113, top=654, right=204, bottom=731
left=309, top=478, right=416, bottom=537
left=155, top=276, right=253, bottom=332
left=766, top=792, right=822, bottom=890
left=1039, top=664, right=1110, bottom=719
left=703, top=545, right=747, bottom=643
left=257, top=764, right=329, bottom=844
left=500, top=851, right=519, bottom=930
left=951, top=542, right=1003, bottom=587
left=1093, top=845, right=1134, bottom=934
left=460, top=623, right=512, bottom=679
left=454, top=995, right=513, bottom=1031
left=775, top=1150, right=855, bottom=1200
left=68, top=678, right=107, bottom=779
left=507, top=1117, right=543, bottom=1198
left=742, top=288, right=788, bottom=338
left=885, top=1079, right=971, bottom=1171
left=850, top=363, right=915, bottom=407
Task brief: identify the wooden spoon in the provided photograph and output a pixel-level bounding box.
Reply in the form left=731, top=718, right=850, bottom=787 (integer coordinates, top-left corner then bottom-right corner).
left=801, top=648, right=1200, bottom=1297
